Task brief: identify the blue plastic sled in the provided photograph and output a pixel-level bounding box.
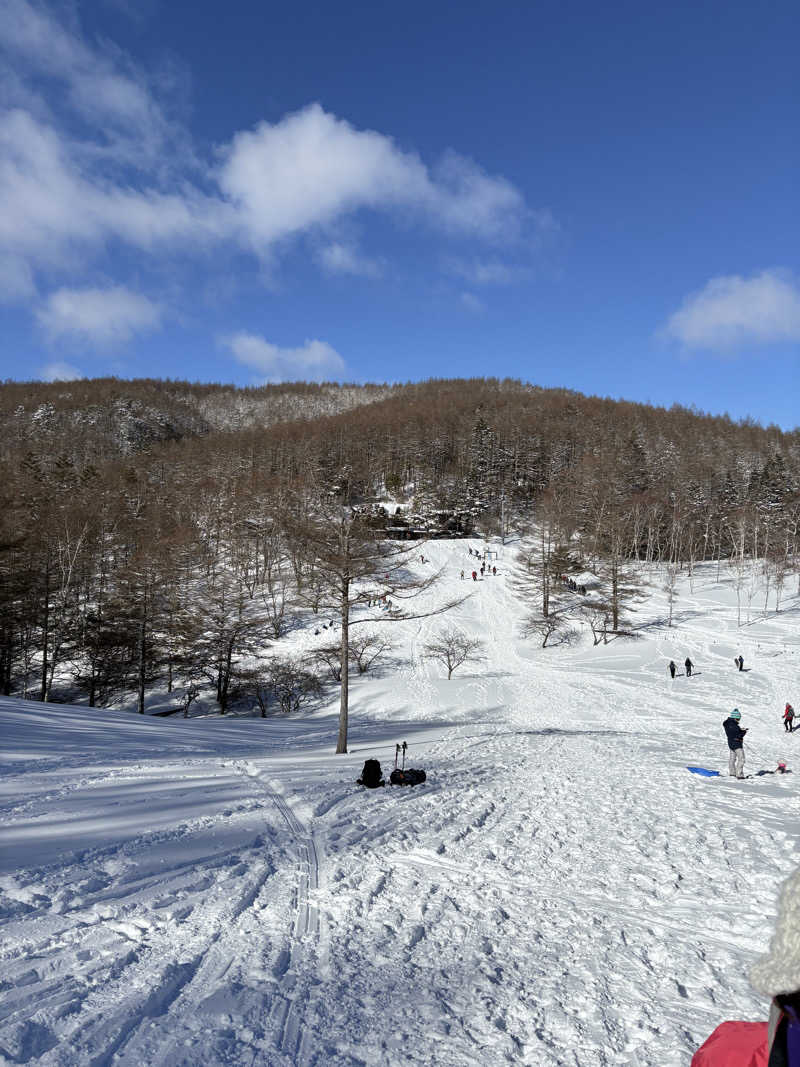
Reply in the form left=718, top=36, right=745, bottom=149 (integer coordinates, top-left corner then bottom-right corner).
left=687, top=766, right=720, bottom=777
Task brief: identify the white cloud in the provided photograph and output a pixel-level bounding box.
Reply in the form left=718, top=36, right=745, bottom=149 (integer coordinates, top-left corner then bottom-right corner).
left=37, top=286, right=162, bottom=344
left=39, top=360, right=83, bottom=381
left=316, top=242, right=382, bottom=277
left=0, top=109, right=231, bottom=276
left=222, top=331, right=347, bottom=383
left=664, top=270, right=800, bottom=350
left=217, top=103, right=528, bottom=250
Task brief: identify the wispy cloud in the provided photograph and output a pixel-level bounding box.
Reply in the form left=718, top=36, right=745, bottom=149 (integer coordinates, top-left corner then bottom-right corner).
left=445, top=256, right=521, bottom=286
left=460, top=291, right=486, bottom=313
left=222, top=331, right=347, bottom=383
left=0, top=252, right=35, bottom=302
left=39, top=360, right=84, bottom=381
left=663, top=270, right=800, bottom=350
left=315, top=242, right=383, bottom=278
left=37, top=286, right=162, bottom=344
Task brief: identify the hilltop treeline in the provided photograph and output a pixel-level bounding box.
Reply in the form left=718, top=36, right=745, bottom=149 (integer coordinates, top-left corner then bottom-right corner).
left=1, top=376, right=798, bottom=705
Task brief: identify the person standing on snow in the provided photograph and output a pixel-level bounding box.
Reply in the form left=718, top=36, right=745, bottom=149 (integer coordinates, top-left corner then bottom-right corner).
left=736, top=655, right=745, bottom=671
left=460, top=570, right=464, bottom=580
left=784, top=704, right=795, bottom=733
left=669, top=660, right=677, bottom=679
left=691, top=864, right=800, bottom=1066
left=723, top=709, right=748, bottom=779
left=472, top=570, right=477, bottom=581
left=685, top=657, right=694, bottom=677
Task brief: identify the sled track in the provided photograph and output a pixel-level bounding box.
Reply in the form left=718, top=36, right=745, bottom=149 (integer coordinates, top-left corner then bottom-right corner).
left=235, top=762, right=322, bottom=1066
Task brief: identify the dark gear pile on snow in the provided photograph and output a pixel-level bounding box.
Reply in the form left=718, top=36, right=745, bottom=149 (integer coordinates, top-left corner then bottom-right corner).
left=357, top=759, right=385, bottom=788
left=390, top=767, right=426, bottom=786
left=389, top=741, right=426, bottom=786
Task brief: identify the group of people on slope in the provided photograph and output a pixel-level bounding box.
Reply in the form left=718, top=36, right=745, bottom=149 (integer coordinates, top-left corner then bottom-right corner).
left=669, top=654, right=748, bottom=679
left=668, top=657, right=694, bottom=678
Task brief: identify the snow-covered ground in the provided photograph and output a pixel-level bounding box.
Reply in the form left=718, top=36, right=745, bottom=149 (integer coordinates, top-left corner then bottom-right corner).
left=1, top=540, right=798, bottom=1066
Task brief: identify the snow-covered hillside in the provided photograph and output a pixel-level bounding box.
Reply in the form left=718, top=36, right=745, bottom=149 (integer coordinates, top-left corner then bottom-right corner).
left=1, top=540, right=798, bottom=1066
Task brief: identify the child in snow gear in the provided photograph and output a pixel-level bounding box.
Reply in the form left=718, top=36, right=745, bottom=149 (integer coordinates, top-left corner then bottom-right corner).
left=685, top=657, right=694, bottom=677
left=784, top=704, right=795, bottom=733
left=357, top=759, right=385, bottom=788
left=669, top=660, right=677, bottom=679
left=723, top=709, right=748, bottom=778
left=692, top=866, right=800, bottom=1066
left=472, top=571, right=477, bottom=581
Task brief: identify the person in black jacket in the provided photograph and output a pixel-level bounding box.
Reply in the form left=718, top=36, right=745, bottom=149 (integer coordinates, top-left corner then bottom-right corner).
left=723, top=708, right=748, bottom=778
left=685, top=657, right=694, bottom=677
left=669, top=660, right=677, bottom=679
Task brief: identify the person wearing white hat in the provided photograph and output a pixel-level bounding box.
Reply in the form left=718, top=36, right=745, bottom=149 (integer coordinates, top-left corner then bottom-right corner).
left=692, top=866, right=800, bottom=1064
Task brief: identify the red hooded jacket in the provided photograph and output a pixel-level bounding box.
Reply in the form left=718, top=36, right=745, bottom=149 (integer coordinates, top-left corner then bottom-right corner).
left=691, top=1021, right=769, bottom=1066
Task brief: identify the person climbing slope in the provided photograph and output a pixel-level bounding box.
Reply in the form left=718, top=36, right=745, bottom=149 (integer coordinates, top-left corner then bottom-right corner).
left=669, top=660, right=677, bottom=679
left=685, top=657, right=694, bottom=677
left=723, top=708, right=748, bottom=779
left=692, top=864, right=800, bottom=1065
left=784, top=703, right=795, bottom=733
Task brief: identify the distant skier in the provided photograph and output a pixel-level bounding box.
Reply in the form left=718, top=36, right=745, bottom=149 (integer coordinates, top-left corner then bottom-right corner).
left=492, top=566, right=497, bottom=576
left=480, top=564, right=485, bottom=576
left=723, top=708, right=748, bottom=779
left=472, top=571, right=477, bottom=581
left=735, top=655, right=744, bottom=671
left=784, top=703, right=795, bottom=733
left=460, top=570, right=464, bottom=580
left=668, top=660, right=677, bottom=679
left=685, top=657, right=694, bottom=677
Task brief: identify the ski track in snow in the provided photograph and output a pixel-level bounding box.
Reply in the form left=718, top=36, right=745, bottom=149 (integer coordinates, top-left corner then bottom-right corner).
left=0, top=541, right=798, bottom=1066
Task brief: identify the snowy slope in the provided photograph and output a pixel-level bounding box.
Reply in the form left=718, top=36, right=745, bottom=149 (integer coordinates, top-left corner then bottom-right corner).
left=1, top=540, right=798, bottom=1067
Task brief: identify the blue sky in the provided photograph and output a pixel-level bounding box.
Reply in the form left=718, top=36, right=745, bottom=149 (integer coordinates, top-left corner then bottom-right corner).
left=1, top=0, right=798, bottom=427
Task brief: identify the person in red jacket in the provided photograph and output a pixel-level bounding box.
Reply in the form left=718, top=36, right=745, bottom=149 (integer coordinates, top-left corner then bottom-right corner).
left=784, top=704, right=795, bottom=733
left=692, top=866, right=800, bottom=1065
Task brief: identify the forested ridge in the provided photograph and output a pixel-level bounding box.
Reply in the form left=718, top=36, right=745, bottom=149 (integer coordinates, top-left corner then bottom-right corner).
left=2, top=376, right=798, bottom=708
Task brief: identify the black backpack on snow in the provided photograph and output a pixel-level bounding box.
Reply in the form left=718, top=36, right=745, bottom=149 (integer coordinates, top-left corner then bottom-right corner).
left=357, top=759, right=385, bottom=788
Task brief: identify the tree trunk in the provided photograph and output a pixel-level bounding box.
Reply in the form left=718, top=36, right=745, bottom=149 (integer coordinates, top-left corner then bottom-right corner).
left=137, top=582, right=148, bottom=715
left=40, top=555, right=50, bottom=702
left=336, top=576, right=350, bottom=753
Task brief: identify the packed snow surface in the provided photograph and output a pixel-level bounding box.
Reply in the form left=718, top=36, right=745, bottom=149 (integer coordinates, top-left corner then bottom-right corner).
left=1, top=540, right=798, bottom=1066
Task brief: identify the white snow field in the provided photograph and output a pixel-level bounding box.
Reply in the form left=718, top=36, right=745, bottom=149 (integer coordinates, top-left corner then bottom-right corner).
left=1, top=539, right=798, bottom=1067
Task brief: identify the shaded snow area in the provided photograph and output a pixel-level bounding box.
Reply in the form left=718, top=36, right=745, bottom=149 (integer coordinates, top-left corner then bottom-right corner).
left=2, top=541, right=798, bottom=1066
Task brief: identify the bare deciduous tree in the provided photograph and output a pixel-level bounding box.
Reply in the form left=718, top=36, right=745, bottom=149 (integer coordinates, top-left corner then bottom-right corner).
left=520, top=611, right=574, bottom=648
left=245, top=658, right=322, bottom=716
left=348, top=631, right=395, bottom=674
left=422, top=626, right=486, bottom=679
